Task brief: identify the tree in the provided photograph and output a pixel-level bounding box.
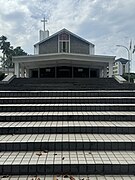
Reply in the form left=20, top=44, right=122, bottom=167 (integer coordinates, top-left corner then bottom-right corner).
left=0, top=36, right=27, bottom=68
left=13, top=46, right=27, bottom=56
left=0, top=36, right=11, bottom=67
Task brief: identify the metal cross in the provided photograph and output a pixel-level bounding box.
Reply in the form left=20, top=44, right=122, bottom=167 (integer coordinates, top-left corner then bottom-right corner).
left=41, top=17, right=47, bottom=31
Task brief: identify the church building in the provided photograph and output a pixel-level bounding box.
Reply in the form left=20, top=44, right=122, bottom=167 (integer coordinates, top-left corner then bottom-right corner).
left=13, top=28, right=115, bottom=78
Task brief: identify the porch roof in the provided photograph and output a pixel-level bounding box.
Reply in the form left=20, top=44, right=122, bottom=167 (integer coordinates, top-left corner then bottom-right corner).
left=13, top=53, right=115, bottom=64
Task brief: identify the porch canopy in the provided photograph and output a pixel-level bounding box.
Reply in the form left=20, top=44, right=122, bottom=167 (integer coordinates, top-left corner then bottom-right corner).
left=13, top=53, right=115, bottom=78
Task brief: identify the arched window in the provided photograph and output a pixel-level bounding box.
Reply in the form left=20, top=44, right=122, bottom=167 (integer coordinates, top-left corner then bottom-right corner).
left=59, top=33, right=70, bottom=53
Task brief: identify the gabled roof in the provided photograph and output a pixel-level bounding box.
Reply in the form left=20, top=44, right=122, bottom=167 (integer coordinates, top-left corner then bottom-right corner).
left=115, top=58, right=129, bottom=64
left=34, top=28, right=94, bottom=46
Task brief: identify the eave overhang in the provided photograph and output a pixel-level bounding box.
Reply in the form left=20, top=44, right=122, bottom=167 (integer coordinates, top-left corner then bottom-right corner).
left=13, top=53, right=115, bottom=64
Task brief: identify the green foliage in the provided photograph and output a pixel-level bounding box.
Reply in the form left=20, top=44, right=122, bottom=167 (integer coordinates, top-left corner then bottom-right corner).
left=122, top=73, right=128, bottom=81
left=0, top=72, right=6, bottom=81
left=122, top=73, right=135, bottom=83
left=0, top=36, right=27, bottom=68
left=13, top=46, right=27, bottom=56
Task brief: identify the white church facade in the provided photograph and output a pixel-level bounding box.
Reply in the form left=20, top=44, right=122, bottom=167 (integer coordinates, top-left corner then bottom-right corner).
left=13, top=28, right=115, bottom=78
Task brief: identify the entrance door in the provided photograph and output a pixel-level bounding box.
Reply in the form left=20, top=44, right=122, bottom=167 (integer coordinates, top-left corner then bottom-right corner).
left=73, top=67, right=89, bottom=78
left=57, top=66, right=72, bottom=78
left=40, top=67, right=55, bottom=78
left=90, top=69, right=99, bottom=78
left=31, top=69, right=38, bottom=78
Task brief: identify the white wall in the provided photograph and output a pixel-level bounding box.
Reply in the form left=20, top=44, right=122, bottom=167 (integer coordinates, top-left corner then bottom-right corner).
left=34, top=45, right=39, bottom=54
left=113, top=61, right=129, bottom=76
left=89, top=44, right=95, bottom=55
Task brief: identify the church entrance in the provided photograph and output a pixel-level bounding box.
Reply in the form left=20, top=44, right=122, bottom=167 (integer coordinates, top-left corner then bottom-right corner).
left=30, top=67, right=100, bottom=78
left=40, top=67, right=55, bottom=78
left=90, top=69, right=99, bottom=78
left=31, top=69, right=38, bottom=78
left=73, top=67, right=89, bottom=78
left=57, top=66, right=72, bottom=78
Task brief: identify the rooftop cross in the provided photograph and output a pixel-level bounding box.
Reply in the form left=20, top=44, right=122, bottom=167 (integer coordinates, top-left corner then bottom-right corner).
left=41, top=17, right=47, bottom=31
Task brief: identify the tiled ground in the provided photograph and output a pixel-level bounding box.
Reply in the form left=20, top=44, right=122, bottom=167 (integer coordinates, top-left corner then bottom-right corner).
left=0, top=111, right=135, bottom=116
left=1, top=175, right=135, bottom=180
left=0, top=151, right=135, bottom=165
left=0, top=134, right=135, bottom=143
left=1, top=103, right=135, bottom=106
left=0, top=121, right=135, bottom=128
left=0, top=97, right=135, bottom=99
left=0, top=96, right=135, bottom=105
left=0, top=90, right=135, bottom=176
left=0, top=90, right=135, bottom=92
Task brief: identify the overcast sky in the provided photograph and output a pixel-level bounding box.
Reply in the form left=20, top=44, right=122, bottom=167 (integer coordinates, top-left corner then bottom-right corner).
left=0, top=0, right=135, bottom=71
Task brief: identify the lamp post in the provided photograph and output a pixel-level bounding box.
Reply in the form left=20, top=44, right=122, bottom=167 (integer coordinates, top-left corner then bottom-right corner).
left=116, top=45, right=130, bottom=83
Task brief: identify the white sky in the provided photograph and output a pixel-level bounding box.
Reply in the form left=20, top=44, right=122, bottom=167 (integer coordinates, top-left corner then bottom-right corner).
left=0, top=0, right=135, bottom=71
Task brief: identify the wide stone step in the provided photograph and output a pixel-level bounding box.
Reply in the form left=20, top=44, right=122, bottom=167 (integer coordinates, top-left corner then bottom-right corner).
left=0, top=111, right=135, bottom=121
left=0, top=134, right=135, bottom=151
left=10, top=77, right=120, bottom=84
left=0, top=151, right=135, bottom=175
left=0, top=90, right=135, bottom=97
left=4, top=77, right=135, bottom=90
left=1, top=97, right=135, bottom=104
left=1, top=78, right=132, bottom=90
left=1, top=175, right=135, bottom=180
left=1, top=104, right=135, bottom=112
left=0, top=121, right=135, bottom=134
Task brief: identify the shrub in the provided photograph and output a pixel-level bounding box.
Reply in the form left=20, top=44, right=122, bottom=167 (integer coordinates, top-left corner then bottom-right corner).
left=122, top=73, right=135, bottom=83
left=0, top=72, right=6, bottom=81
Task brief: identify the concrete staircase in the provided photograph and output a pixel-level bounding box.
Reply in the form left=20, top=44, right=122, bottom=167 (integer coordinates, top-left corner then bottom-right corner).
left=0, top=90, right=135, bottom=179
left=1, top=77, right=135, bottom=90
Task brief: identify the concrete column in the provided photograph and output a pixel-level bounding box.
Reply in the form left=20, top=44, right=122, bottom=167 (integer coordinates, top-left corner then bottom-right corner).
left=21, top=66, right=25, bottom=78
left=109, top=62, right=113, bottom=77
left=14, top=62, right=20, bottom=78
left=103, top=66, right=107, bottom=77
left=25, top=69, right=29, bottom=78
left=99, top=69, right=103, bottom=78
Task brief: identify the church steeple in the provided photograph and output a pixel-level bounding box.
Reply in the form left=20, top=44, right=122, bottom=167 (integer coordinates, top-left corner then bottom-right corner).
left=39, top=17, right=49, bottom=41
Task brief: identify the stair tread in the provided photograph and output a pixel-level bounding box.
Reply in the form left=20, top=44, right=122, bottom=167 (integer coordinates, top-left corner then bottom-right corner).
left=0, top=111, right=134, bottom=116
left=0, top=175, right=135, bottom=180
left=0, top=88, right=135, bottom=175
left=1, top=103, right=135, bottom=106
left=0, top=97, right=135, bottom=99
left=0, top=121, right=135, bottom=128
left=1, top=90, right=135, bottom=92
left=0, top=151, right=135, bottom=165
left=0, top=134, right=135, bottom=143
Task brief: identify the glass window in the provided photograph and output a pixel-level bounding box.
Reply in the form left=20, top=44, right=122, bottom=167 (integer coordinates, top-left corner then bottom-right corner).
left=59, top=33, right=69, bottom=40
left=59, top=42, right=69, bottom=53
left=59, top=33, right=70, bottom=53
